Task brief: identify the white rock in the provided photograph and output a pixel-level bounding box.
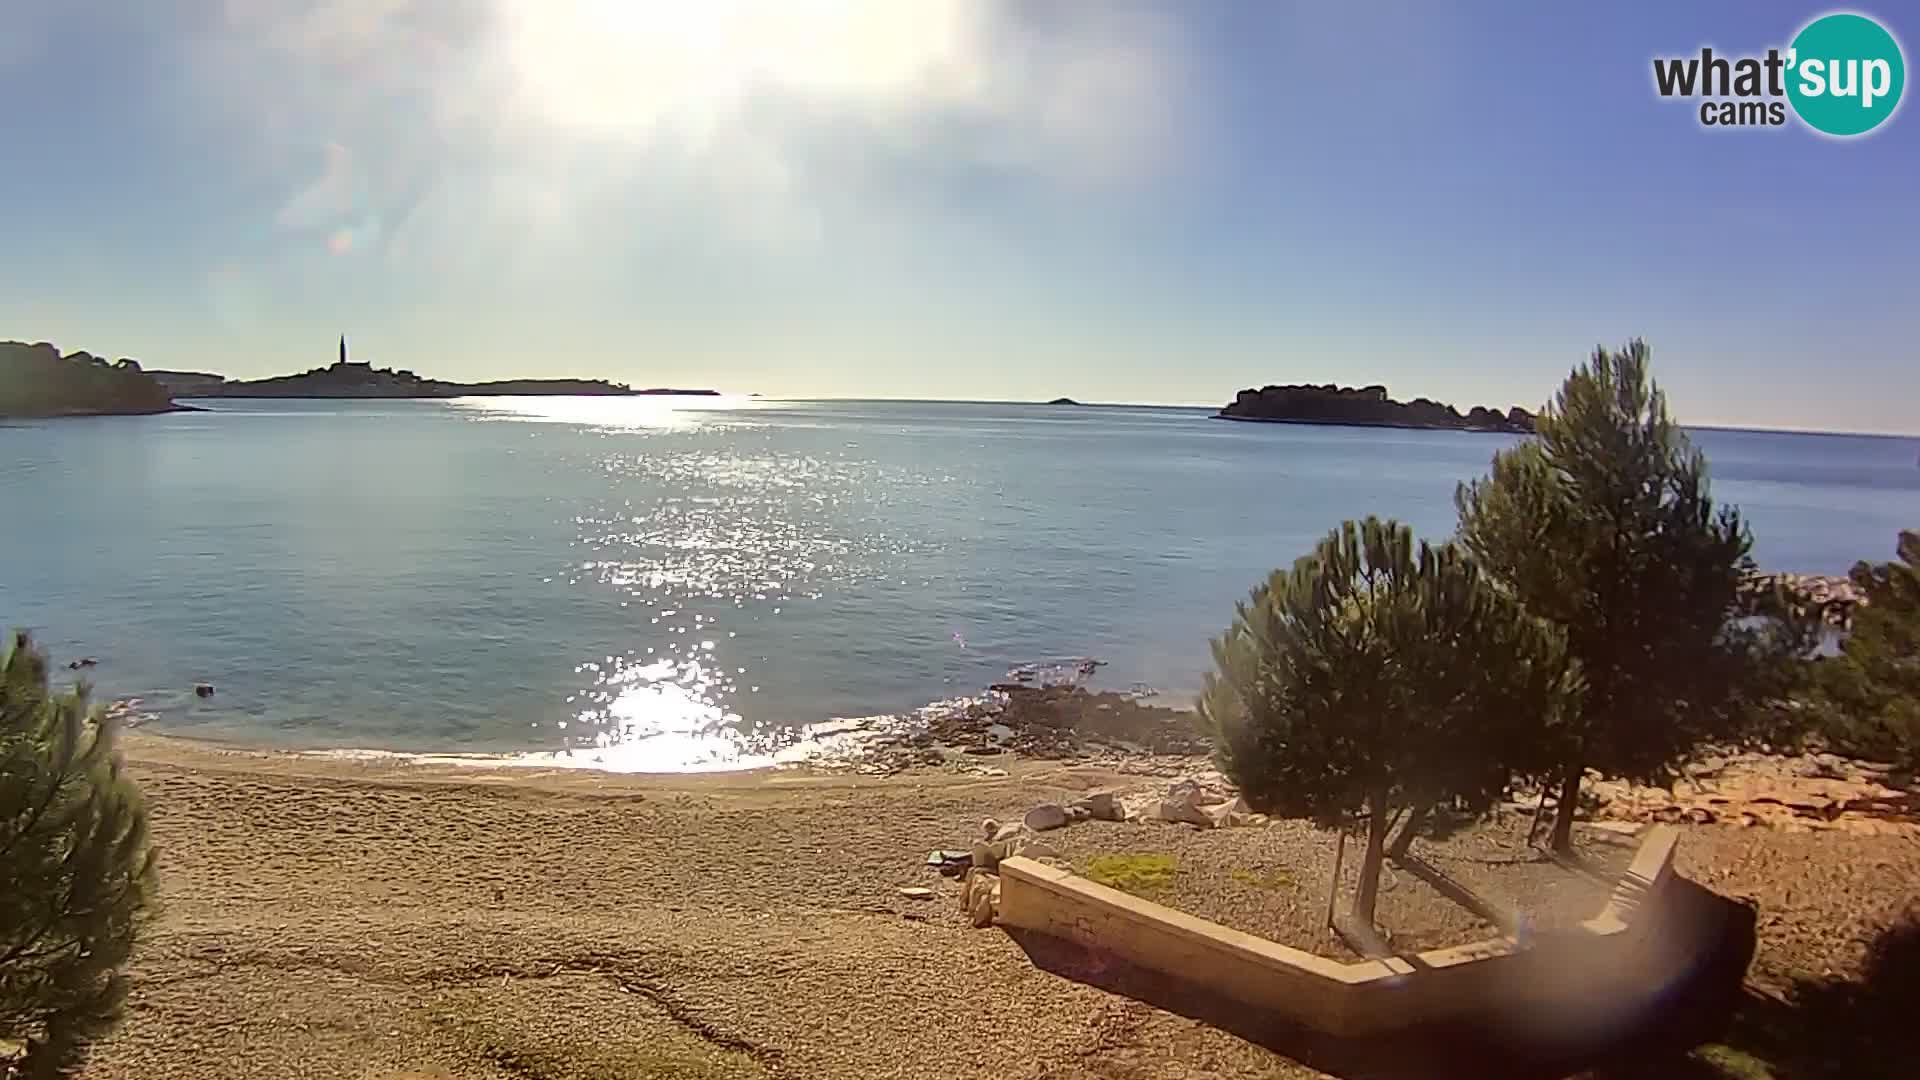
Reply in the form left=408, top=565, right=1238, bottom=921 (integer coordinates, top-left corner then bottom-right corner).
left=898, top=887, right=935, bottom=900
left=1157, top=794, right=1215, bottom=828
left=992, top=822, right=1027, bottom=843
left=1204, top=796, right=1249, bottom=829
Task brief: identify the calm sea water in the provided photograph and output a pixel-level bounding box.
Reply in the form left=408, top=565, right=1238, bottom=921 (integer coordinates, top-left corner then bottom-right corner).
left=3, top=398, right=1916, bottom=769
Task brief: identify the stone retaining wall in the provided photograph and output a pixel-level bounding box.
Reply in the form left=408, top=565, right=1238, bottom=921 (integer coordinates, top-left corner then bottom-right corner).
left=997, top=826, right=1714, bottom=1039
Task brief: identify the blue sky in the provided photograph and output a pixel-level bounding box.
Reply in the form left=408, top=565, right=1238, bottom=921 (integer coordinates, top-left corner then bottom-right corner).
left=2, top=2, right=1915, bottom=432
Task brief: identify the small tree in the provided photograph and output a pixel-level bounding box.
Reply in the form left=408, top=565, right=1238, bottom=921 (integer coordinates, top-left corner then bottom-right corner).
left=1200, top=518, right=1571, bottom=929
left=1, top=632, right=156, bottom=1078
left=1456, top=341, right=1752, bottom=852
left=1806, top=531, right=1920, bottom=772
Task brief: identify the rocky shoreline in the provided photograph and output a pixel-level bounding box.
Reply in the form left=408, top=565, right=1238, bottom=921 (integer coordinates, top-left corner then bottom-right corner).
left=1740, top=570, right=1865, bottom=627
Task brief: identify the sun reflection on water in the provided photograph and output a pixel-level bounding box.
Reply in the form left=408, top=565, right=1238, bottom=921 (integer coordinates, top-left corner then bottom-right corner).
left=505, top=417, right=951, bottom=770
left=449, top=393, right=770, bottom=431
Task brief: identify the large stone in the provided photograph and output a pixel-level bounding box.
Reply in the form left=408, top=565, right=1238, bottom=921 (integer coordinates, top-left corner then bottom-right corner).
left=1073, top=791, right=1123, bottom=821
left=1204, top=796, right=1250, bottom=829
left=969, top=889, right=995, bottom=928
left=963, top=869, right=1000, bottom=926
left=992, top=822, right=1026, bottom=843
left=1024, top=804, right=1071, bottom=832
left=1157, top=796, right=1214, bottom=828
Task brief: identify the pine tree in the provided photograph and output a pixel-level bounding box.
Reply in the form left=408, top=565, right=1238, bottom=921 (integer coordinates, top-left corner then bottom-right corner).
left=1455, top=340, right=1753, bottom=852
left=1, top=632, right=156, bottom=1078
left=1199, top=518, right=1571, bottom=929
left=1809, top=531, right=1920, bottom=770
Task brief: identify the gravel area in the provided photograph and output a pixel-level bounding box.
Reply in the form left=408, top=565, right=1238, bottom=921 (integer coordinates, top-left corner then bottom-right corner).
left=1041, top=812, right=1630, bottom=959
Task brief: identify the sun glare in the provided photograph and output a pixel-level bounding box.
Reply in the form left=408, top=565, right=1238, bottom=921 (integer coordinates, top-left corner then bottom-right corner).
left=494, top=0, right=979, bottom=139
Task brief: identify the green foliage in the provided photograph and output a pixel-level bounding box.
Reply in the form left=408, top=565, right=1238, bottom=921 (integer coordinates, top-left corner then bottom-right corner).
left=1, top=632, right=156, bottom=1078
left=1081, top=854, right=1177, bottom=895
left=1804, top=532, right=1920, bottom=771
left=0, top=343, right=174, bottom=418
left=1198, top=516, right=1571, bottom=925
left=1455, top=340, right=1755, bottom=849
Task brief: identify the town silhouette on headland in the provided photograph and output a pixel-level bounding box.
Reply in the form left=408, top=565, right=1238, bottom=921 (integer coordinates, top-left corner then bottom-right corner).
left=6, top=335, right=1533, bottom=432
left=0, top=336, right=718, bottom=416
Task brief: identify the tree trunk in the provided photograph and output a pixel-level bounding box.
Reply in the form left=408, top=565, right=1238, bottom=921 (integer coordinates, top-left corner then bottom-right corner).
left=1549, top=762, right=1582, bottom=853
left=1388, top=801, right=1428, bottom=859
left=1353, top=799, right=1391, bottom=928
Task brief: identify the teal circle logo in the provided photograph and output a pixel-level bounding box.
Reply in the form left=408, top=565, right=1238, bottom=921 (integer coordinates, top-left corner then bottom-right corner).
left=1787, top=13, right=1906, bottom=136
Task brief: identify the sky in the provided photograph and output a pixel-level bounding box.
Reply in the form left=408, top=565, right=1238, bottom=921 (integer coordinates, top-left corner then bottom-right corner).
left=1, top=2, right=1916, bottom=433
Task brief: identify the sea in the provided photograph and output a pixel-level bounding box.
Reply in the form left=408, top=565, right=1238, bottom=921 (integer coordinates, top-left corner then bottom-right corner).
left=3, top=397, right=1917, bottom=771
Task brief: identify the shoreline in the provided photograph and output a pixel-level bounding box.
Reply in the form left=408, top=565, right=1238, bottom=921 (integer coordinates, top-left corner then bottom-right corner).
left=112, top=677, right=1203, bottom=777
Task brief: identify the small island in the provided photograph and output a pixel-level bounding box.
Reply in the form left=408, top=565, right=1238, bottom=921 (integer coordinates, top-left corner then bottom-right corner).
left=152, top=337, right=718, bottom=399
left=1046, top=397, right=1082, bottom=406
left=1217, top=383, right=1535, bottom=433
left=1, top=341, right=187, bottom=417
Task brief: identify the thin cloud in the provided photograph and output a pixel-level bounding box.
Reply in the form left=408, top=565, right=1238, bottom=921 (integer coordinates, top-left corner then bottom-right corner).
left=179, top=0, right=1197, bottom=273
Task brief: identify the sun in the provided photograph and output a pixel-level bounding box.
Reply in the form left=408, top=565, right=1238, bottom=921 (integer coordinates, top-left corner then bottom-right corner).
left=492, top=0, right=978, bottom=140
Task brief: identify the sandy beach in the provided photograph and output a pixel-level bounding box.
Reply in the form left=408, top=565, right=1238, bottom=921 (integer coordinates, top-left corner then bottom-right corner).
left=83, top=734, right=1920, bottom=1080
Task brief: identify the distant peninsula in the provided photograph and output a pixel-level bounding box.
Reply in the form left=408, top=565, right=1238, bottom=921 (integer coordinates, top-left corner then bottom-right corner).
left=1, top=341, right=186, bottom=417
left=154, top=337, right=718, bottom=400
left=1218, top=383, right=1536, bottom=434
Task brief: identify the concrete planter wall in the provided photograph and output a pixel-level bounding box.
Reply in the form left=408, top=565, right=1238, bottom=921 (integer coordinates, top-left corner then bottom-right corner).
left=997, top=826, right=1716, bottom=1040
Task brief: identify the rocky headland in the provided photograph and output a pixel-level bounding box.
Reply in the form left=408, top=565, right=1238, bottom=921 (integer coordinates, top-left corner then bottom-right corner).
left=160, top=359, right=716, bottom=399
left=1218, top=383, right=1536, bottom=433
left=0, top=340, right=187, bottom=417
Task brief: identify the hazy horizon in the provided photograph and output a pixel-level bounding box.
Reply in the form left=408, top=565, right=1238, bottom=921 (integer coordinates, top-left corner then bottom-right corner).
left=4, top=2, right=1917, bottom=434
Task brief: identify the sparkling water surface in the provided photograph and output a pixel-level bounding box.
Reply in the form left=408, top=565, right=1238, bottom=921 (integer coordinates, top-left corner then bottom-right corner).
left=3, top=398, right=1916, bottom=769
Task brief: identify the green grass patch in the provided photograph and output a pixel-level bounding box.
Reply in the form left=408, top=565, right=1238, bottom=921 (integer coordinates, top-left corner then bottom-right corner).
left=1690, top=1043, right=1777, bottom=1079
left=1082, top=853, right=1177, bottom=895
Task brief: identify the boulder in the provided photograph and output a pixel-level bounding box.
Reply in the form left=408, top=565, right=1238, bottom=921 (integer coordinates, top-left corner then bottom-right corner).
left=1024, top=804, right=1071, bottom=832
left=193, top=682, right=215, bottom=698
left=1167, top=772, right=1228, bottom=807
left=1204, top=796, right=1250, bottom=829
left=1064, top=804, right=1092, bottom=823
left=970, top=890, right=995, bottom=928
left=992, top=822, right=1026, bottom=843
left=980, top=818, right=1002, bottom=840
left=962, top=868, right=1001, bottom=926
left=1156, top=781, right=1221, bottom=827
left=1073, top=791, right=1123, bottom=821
